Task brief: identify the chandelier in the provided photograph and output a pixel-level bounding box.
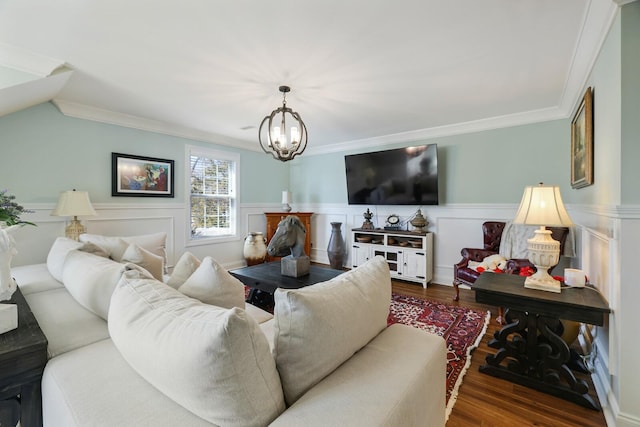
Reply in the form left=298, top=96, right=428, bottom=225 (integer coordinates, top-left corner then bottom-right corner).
left=258, top=85, right=308, bottom=162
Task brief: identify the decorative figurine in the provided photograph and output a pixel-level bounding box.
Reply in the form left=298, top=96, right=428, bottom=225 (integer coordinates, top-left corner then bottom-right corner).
left=361, top=208, right=374, bottom=229
left=410, top=209, right=428, bottom=232
left=267, top=215, right=309, bottom=277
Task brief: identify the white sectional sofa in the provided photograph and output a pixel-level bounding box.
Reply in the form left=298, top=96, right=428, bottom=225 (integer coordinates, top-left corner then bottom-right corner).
left=11, top=235, right=447, bottom=426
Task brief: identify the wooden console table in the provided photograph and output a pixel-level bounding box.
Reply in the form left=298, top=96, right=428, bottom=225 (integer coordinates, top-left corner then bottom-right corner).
left=264, top=212, right=313, bottom=261
left=473, top=273, right=610, bottom=410
left=0, top=286, right=48, bottom=427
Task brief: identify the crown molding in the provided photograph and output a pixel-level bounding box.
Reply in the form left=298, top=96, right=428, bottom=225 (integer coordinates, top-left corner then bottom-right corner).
left=559, top=0, right=619, bottom=116
left=0, top=43, right=67, bottom=77
left=306, top=105, right=566, bottom=155
left=52, top=99, right=258, bottom=151
left=47, top=1, right=620, bottom=158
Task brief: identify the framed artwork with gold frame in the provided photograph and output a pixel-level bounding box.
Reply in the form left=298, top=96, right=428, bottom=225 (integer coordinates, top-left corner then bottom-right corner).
left=571, top=87, right=593, bottom=189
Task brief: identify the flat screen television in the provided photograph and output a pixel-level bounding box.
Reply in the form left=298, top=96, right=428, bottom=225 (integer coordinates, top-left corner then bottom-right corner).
left=345, top=144, right=438, bottom=205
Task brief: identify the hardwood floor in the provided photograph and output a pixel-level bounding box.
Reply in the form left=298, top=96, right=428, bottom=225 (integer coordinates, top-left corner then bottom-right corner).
left=391, top=280, right=608, bottom=427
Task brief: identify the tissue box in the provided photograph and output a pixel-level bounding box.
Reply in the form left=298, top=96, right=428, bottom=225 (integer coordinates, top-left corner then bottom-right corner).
left=0, top=303, right=18, bottom=334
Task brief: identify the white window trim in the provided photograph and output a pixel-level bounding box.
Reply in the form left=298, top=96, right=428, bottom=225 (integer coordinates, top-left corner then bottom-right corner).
left=185, top=145, right=240, bottom=246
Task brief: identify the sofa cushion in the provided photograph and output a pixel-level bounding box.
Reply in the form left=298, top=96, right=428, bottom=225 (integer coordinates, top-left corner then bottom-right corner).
left=78, top=234, right=129, bottom=261
left=24, top=287, right=109, bottom=358
left=42, top=339, right=213, bottom=427
left=12, top=263, right=64, bottom=296
left=62, top=250, right=126, bottom=320
left=269, top=324, right=447, bottom=427
left=273, top=255, right=391, bottom=405
left=166, top=251, right=201, bottom=289
left=46, top=237, right=84, bottom=282
left=121, top=243, right=164, bottom=281
left=178, top=256, right=245, bottom=309
left=108, top=270, right=285, bottom=427
left=79, top=232, right=168, bottom=268
left=78, top=241, right=110, bottom=258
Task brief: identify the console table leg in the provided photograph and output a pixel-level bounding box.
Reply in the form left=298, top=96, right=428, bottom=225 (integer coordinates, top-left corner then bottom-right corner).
left=481, top=308, right=600, bottom=410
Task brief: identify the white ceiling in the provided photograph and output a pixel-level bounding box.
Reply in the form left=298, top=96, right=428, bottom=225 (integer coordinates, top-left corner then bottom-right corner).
left=0, top=0, right=620, bottom=155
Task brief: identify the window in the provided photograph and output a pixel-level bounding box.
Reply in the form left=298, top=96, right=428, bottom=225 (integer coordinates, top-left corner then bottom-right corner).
left=188, top=146, right=239, bottom=241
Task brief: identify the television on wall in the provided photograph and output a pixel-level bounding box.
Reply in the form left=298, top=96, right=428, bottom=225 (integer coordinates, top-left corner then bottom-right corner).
left=344, top=144, right=438, bottom=205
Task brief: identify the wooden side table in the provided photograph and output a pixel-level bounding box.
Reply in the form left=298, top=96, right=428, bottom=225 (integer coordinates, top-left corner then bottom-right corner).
left=0, top=286, right=48, bottom=427
left=264, top=212, right=313, bottom=261
left=473, top=273, right=610, bottom=410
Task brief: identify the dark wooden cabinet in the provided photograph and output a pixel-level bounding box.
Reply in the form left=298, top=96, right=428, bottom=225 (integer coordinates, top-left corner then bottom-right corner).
left=264, top=212, right=313, bottom=261
left=0, top=286, right=48, bottom=427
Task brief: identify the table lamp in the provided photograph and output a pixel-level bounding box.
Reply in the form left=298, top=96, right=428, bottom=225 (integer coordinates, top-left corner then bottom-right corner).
left=51, top=190, right=97, bottom=241
left=512, top=183, right=574, bottom=293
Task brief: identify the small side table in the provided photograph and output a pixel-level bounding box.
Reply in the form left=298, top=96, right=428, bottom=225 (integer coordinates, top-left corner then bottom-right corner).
left=0, top=286, right=48, bottom=427
left=473, top=273, right=610, bottom=410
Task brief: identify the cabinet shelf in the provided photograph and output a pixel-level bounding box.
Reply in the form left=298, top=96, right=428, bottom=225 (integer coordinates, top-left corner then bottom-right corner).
left=351, top=228, right=433, bottom=288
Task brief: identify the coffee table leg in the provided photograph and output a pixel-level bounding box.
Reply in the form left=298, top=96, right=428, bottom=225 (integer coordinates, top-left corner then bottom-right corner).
left=246, top=288, right=274, bottom=311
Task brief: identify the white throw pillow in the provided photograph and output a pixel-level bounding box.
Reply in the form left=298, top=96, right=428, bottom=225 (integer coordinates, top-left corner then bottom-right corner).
left=62, top=250, right=126, bottom=320
left=46, top=237, right=84, bottom=282
left=178, top=256, right=245, bottom=309
left=78, top=241, right=110, bottom=258
left=273, top=255, right=391, bottom=405
left=121, top=244, right=164, bottom=281
left=79, top=232, right=168, bottom=269
left=108, top=270, right=285, bottom=426
left=123, top=232, right=168, bottom=271
left=166, top=251, right=201, bottom=289
left=78, top=234, right=129, bottom=261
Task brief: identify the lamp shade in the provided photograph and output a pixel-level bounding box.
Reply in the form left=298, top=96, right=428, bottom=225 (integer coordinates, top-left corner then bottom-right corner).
left=513, top=184, right=573, bottom=227
left=51, top=190, right=97, bottom=217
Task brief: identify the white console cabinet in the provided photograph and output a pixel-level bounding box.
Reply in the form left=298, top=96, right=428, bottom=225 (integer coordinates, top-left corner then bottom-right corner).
left=351, top=228, right=433, bottom=288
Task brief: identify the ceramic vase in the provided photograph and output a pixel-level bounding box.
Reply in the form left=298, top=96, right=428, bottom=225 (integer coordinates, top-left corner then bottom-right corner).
left=327, top=222, right=346, bottom=270
left=243, top=232, right=267, bottom=266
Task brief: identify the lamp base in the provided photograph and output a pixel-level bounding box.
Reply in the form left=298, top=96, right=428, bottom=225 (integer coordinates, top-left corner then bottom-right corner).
left=65, top=218, right=86, bottom=241
left=282, top=203, right=292, bottom=213
left=524, top=226, right=561, bottom=293
left=524, top=274, right=561, bottom=293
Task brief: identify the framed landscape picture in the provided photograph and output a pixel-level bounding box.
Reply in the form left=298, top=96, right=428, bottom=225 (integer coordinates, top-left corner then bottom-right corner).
left=112, top=153, right=175, bottom=197
left=571, top=87, right=594, bottom=189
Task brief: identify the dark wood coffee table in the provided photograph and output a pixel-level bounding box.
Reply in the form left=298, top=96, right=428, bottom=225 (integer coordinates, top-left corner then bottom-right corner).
left=230, top=261, right=344, bottom=308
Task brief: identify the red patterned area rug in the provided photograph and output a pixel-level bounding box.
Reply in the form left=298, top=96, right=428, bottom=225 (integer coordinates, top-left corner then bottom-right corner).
left=387, top=293, right=490, bottom=419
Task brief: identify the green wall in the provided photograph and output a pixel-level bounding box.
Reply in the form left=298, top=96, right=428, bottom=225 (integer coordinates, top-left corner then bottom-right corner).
left=290, top=119, right=571, bottom=205
left=0, top=102, right=288, bottom=205
left=621, top=1, right=640, bottom=204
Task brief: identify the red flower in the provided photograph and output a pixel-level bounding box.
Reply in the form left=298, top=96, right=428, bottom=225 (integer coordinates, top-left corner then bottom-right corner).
left=519, top=266, right=534, bottom=277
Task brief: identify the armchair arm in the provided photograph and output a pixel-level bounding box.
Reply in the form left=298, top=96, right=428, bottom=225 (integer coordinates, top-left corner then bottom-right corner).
left=455, top=248, right=498, bottom=273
